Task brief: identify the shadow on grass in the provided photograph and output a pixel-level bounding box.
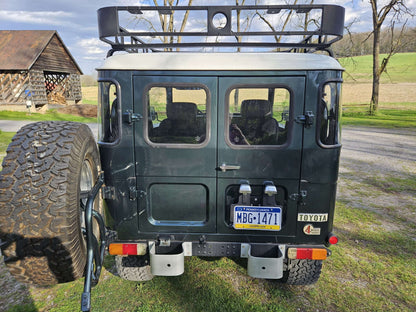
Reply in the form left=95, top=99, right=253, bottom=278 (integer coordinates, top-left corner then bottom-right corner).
left=146, top=257, right=295, bottom=312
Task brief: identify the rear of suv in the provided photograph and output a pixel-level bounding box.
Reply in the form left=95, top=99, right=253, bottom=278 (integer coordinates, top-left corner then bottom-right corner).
left=97, top=4, right=344, bottom=284
left=0, top=4, right=344, bottom=311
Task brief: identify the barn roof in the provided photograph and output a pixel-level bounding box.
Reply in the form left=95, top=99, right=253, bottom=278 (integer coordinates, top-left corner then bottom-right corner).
left=0, top=30, right=82, bottom=74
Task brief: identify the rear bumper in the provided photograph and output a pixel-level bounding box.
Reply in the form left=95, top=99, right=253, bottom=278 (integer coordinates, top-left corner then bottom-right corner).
left=109, top=240, right=330, bottom=279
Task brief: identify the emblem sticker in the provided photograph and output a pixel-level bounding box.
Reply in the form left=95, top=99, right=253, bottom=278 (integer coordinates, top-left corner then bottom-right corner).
left=298, top=213, right=328, bottom=222
left=303, top=224, right=321, bottom=235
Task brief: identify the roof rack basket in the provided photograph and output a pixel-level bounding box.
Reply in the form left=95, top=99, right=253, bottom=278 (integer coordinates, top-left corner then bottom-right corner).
left=98, top=4, right=344, bottom=56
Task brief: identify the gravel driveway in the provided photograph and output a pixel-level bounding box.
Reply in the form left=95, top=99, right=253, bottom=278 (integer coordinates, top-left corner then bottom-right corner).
left=338, top=126, right=416, bottom=233
left=0, top=126, right=415, bottom=310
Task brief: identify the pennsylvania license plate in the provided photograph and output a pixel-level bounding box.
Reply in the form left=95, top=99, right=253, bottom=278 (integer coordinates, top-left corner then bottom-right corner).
left=233, top=206, right=282, bottom=231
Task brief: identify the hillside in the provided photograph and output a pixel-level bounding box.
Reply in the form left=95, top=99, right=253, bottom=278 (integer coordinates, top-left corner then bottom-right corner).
left=339, top=52, right=416, bottom=84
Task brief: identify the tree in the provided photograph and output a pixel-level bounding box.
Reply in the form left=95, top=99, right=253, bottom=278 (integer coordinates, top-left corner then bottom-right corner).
left=368, top=0, right=412, bottom=115
left=151, top=0, right=193, bottom=51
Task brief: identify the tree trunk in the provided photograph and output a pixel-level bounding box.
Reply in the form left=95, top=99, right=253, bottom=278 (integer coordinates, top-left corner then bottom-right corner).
left=370, top=26, right=381, bottom=115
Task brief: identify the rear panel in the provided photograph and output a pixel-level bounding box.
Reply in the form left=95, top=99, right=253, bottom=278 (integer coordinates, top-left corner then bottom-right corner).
left=98, top=69, right=342, bottom=245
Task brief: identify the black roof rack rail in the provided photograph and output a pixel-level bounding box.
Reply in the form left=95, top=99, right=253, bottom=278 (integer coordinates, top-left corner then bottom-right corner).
left=98, top=5, right=345, bottom=56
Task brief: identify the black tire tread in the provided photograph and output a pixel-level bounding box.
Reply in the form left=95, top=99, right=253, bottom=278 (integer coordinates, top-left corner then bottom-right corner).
left=0, top=121, right=99, bottom=285
left=283, top=259, right=322, bottom=285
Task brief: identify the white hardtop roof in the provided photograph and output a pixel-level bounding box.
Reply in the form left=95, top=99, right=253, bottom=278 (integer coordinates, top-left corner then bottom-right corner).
left=98, top=52, right=343, bottom=71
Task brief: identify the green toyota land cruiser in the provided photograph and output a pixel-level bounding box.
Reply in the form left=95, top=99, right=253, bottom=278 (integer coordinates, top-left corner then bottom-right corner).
left=0, top=4, right=344, bottom=311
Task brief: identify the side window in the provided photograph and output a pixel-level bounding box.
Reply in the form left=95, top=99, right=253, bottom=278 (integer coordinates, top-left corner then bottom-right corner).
left=319, top=82, right=341, bottom=146
left=98, top=81, right=119, bottom=143
left=228, top=87, right=290, bottom=146
left=147, top=85, right=208, bottom=145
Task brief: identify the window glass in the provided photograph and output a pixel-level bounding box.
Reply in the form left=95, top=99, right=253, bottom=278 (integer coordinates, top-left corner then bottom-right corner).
left=98, top=82, right=119, bottom=143
left=319, top=82, right=341, bottom=146
left=147, top=86, right=208, bottom=144
left=228, top=87, right=290, bottom=146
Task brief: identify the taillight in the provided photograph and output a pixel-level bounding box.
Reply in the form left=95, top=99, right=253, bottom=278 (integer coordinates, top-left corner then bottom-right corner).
left=109, top=243, right=145, bottom=255
left=328, top=233, right=339, bottom=245
left=287, top=247, right=328, bottom=260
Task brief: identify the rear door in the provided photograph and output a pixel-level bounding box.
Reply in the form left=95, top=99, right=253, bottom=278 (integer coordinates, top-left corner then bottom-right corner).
left=133, top=75, right=217, bottom=233
left=134, top=74, right=305, bottom=237
left=216, top=76, right=305, bottom=237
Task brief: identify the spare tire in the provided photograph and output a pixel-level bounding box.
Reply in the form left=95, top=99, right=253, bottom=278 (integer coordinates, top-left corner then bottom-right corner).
left=0, top=121, right=100, bottom=285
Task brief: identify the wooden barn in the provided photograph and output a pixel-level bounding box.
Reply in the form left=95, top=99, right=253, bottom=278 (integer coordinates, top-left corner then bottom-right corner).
left=0, top=30, right=82, bottom=109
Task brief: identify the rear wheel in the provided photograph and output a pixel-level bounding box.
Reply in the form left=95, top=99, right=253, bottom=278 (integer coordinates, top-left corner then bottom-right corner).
left=281, top=259, right=322, bottom=285
left=0, top=121, right=100, bottom=285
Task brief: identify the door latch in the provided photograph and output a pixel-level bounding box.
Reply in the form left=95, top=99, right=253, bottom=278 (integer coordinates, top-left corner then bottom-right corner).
left=123, top=110, right=143, bottom=124
left=295, top=111, right=315, bottom=128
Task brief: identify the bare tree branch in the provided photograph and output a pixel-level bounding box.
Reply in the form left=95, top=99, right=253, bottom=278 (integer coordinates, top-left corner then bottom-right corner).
left=380, top=19, right=408, bottom=75
left=255, top=0, right=298, bottom=44
left=368, top=0, right=413, bottom=115
left=176, top=0, right=194, bottom=50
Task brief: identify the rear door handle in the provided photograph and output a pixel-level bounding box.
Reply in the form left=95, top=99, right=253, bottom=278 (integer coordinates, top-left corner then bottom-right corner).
left=219, top=163, right=241, bottom=172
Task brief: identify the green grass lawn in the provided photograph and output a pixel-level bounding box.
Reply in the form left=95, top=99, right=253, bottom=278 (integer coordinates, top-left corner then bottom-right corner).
left=0, top=110, right=96, bottom=123
left=339, top=53, right=416, bottom=83
left=0, top=131, right=15, bottom=169
left=341, top=108, right=416, bottom=128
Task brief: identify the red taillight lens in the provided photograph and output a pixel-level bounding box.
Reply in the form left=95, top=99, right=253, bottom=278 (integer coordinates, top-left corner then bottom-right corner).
left=109, top=243, right=138, bottom=255
left=123, top=244, right=139, bottom=255
left=296, top=248, right=313, bottom=259
left=328, top=234, right=339, bottom=245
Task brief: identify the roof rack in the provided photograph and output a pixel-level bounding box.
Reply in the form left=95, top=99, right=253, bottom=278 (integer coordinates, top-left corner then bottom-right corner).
left=98, top=5, right=344, bottom=57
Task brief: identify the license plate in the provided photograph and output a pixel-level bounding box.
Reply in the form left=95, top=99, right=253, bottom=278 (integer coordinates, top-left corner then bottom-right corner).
left=233, top=206, right=281, bottom=231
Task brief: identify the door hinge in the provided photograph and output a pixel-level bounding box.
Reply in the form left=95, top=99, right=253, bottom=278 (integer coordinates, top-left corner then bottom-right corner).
left=129, top=187, right=146, bottom=201
left=290, top=190, right=307, bottom=204
left=295, top=111, right=314, bottom=128
left=102, top=186, right=115, bottom=200
left=123, top=110, right=143, bottom=124
left=129, top=186, right=138, bottom=201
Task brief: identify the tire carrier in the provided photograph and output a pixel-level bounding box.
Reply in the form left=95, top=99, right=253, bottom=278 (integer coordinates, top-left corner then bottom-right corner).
left=81, top=174, right=106, bottom=312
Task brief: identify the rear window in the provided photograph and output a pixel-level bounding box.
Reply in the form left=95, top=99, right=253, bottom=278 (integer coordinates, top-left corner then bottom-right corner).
left=319, top=82, right=341, bottom=146
left=98, top=81, right=119, bottom=143
left=146, top=85, right=209, bottom=145
left=227, top=87, right=290, bottom=146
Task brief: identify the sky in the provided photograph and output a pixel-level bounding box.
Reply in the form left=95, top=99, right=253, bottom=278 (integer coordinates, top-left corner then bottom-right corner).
left=0, top=0, right=415, bottom=75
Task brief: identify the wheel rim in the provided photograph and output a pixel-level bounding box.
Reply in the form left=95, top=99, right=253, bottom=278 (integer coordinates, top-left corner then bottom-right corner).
left=80, top=160, right=94, bottom=198
left=80, top=159, right=94, bottom=234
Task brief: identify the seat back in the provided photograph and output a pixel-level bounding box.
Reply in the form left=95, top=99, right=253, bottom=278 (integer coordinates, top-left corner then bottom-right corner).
left=157, top=102, right=199, bottom=137
left=236, top=99, right=278, bottom=144
left=241, top=99, right=272, bottom=120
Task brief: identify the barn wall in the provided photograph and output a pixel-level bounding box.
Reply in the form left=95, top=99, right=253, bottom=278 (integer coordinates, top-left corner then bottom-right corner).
left=69, top=74, right=82, bottom=103
left=32, top=35, right=80, bottom=74
left=28, top=70, right=48, bottom=106
left=0, top=71, right=30, bottom=105
left=0, top=70, right=82, bottom=107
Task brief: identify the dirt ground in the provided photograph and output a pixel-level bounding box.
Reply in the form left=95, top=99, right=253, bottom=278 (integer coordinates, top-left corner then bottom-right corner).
left=343, top=82, right=416, bottom=105
left=0, top=126, right=415, bottom=310
left=56, top=104, right=97, bottom=117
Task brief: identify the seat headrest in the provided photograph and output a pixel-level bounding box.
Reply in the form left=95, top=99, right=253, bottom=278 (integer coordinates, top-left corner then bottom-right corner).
left=241, top=99, right=271, bottom=118
left=167, top=102, right=197, bottom=120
